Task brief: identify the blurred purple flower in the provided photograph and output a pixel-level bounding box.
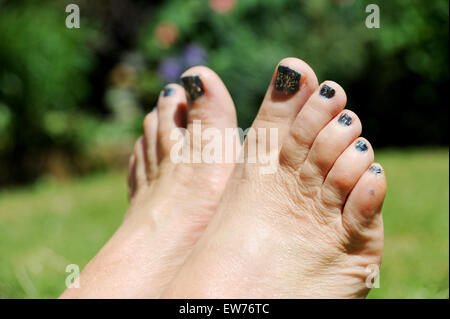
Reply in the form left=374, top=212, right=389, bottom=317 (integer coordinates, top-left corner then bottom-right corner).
left=182, top=44, right=208, bottom=67
left=158, top=57, right=183, bottom=82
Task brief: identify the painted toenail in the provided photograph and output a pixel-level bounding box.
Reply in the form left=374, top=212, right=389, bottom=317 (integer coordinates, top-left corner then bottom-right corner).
left=162, top=86, right=174, bottom=97
left=338, top=113, right=352, bottom=126
left=319, top=84, right=335, bottom=99
left=181, top=75, right=204, bottom=101
left=275, top=65, right=301, bottom=94
left=355, top=140, right=368, bottom=152
left=369, top=165, right=383, bottom=174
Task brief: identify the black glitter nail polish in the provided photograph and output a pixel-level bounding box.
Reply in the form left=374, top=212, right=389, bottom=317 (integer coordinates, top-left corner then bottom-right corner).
left=369, top=165, right=383, bottom=174
left=162, top=86, right=174, bottom=97
left=319, top=84, right=335, bottom=99
left=338, top=113, right=352, bottom=126
left=275, top=65, right=301, bottom=94
left=355, top=140, right=368, bottom=152
left=181, top=75, right=204, bottom=101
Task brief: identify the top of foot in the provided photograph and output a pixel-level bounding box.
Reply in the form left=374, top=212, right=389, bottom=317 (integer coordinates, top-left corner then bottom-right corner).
left=163, top=57, right=387, bottom=299
left=62, top=66, right=239, bottom=298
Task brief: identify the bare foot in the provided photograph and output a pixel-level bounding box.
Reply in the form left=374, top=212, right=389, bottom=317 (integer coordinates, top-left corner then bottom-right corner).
left=60, top=66, right=237, bottom=298
left=163, top=58, right=386, bottom=298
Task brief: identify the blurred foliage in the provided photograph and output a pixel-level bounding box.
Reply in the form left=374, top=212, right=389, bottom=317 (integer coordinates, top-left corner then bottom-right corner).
left=0, top=1, right=144, bottom=185
left=142, top=0, right=448, bottom=137
left=0, top=1, right=98, bottom=184
left=0, top=0, right=448, bottom=185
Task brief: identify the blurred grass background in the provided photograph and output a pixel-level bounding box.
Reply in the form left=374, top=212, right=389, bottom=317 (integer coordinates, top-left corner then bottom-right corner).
left=0, top=0, right=448, bottom=298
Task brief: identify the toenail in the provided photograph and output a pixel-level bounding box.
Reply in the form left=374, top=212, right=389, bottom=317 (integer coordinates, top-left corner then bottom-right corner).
left=162, top=86, right=174, bottom=97
left=355, top=140, right=368, bottom=152
left=181, top=75, right=204, bottom=101
left=369, top=165, right=383, bottom=174
left=319, top=84, right=335, bottom=99
left=275, top=65, right=301, bottom=94
left=338, top=113, right=352, bottom=126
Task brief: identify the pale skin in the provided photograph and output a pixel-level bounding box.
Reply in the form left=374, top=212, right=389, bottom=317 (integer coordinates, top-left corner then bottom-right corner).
left=61, top=67, right=238, bottom=298
left=61, top=58, right=386, bottom=299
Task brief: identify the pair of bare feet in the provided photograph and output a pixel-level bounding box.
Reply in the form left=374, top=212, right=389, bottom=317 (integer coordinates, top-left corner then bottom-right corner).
left=61, top=58, right=386, bottom=299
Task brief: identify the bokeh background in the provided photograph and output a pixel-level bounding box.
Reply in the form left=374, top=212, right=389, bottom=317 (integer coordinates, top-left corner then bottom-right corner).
left=0, top=0, right=448, bottom=298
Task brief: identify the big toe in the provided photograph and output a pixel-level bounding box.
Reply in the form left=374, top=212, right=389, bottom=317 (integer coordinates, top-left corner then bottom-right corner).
left=250, top=58, right=319, bottom=149
left=180, top=66, right=239, bottom=166
left=181, top=66, right=237, bottom=131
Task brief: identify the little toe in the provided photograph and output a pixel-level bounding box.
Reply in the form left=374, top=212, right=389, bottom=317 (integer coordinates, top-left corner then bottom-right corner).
left=133, top=136, right=148, bottom=190
left=142, top=109, right=159, bottom=180
left=343, top=163, right=386, bottom=232
left=300, top=110, right=362, bottom=185
left=251, top=57, right=318, bottom=147
left=127, top=154, right=137, bottom=200
left=341, top=163, right=386, bottom=257
left=322, top=138, right=374, bottom=208
left=280, top=81, right=347, bottom=169
left=156, top=84, right=187, bottom=159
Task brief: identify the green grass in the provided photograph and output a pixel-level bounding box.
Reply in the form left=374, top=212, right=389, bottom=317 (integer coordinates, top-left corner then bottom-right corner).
left=368, top=148, right=449, bottom=299
left=0, top=149, right=448, bottom=298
